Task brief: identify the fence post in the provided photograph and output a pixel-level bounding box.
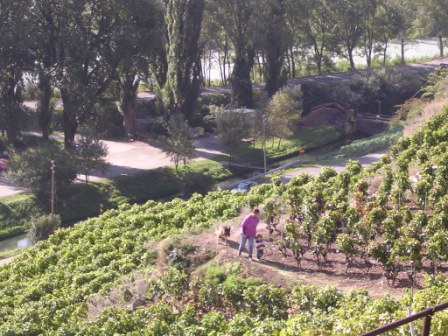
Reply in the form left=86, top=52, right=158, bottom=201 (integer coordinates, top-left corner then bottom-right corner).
left=421, top=314, right=432, bottom=336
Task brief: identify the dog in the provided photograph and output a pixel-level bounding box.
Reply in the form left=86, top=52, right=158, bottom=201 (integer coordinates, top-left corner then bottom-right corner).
left=216, top=225, right=231, bottom=245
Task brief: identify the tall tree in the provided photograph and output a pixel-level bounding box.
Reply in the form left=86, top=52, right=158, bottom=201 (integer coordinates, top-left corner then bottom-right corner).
left=391, top=0, right=415, bottom=64
left=0, top=0, right=33, bottom=143
left=201, top=10, right=231, bottom=86
left=258, top=0, right=290, bottom=96
left=413, top=0, right=448, bottom=58
left=375, top=1, right=406, bottom=66
left=115, top=0, right=164, bottom=137
left=54, top=0, right=163, bottom=147
left=360, top=0, right=380, bottom=69
left=150, top=0, right=205, bottom=120
left=286, top=0, right=336, bottom=75
left=329, top=0, right=365, bottom=71
left=206, top=0, right=257, bottom=107
left=30, top=0, right=63, bottom=141
left=55, top=0, right=124, bottom=147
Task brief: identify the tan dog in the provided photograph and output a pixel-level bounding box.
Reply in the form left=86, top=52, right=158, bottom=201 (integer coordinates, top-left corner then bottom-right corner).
left=216, top=226, right=231, bottom=245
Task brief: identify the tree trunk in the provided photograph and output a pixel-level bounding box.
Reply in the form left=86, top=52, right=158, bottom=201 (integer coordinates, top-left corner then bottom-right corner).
left=285, top=48, right=291, bottom=78
left=61, top=91, right=78, bottom=148
left=347, top=45, right=356, bottom=71
left=230, top=46, right=255, bottom=108
left=316, top=57, right=322, bottom=75
left=290, top=46, right=296, bottom=78
left=438, top=32, right=444, bottom=58
left=382, top=40, right=388, bottom=66
left=366, top=48, right=372, bottom=69
left=217, top=51, right=225, bottom=86
left=400, top=36, right=405, bottom=64
left=38, top=72, right=53, bottom=141
left=223, top=37, right=229, bottom=86
left=208, top=44, right=212, bottom=87
left=256, top=51, right=263, bottom=83
left=62, top=110, right=77, bottom=148
left=265, top=42, right=287, bottom=96
left=120, top=75, right=139, bottom=136
left=4, top=68, right=22, bottom=144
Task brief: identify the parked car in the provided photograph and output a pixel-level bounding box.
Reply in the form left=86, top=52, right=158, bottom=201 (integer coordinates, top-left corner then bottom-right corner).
left=231, top=181, right=257, bottom=193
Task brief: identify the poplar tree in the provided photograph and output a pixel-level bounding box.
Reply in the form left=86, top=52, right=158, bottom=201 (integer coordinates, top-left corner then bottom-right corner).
left=151, top=0, right=205, bottom=120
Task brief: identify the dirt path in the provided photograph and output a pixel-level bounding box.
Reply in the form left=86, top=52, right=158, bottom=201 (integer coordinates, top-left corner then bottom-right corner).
left=186, top=217, right=409, bottom=299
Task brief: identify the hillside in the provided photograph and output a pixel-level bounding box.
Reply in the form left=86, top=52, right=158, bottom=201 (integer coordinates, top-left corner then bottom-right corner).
left=3, top=75, right=448, bottom=334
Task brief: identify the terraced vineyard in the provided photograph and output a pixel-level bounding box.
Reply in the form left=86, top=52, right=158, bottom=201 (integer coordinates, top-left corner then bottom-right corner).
left=3, top=99, right=448, bottom=334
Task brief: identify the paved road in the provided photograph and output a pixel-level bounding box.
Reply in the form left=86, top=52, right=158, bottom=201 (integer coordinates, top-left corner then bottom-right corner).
left=0, top=134, right=225, bottom=195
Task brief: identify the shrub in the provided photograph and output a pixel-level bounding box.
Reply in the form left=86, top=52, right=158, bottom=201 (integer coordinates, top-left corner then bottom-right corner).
left=28, top=214, right=61, bottom=242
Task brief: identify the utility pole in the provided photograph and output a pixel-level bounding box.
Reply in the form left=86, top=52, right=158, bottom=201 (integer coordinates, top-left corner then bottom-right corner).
left=51, top=160, right=55, bottom=216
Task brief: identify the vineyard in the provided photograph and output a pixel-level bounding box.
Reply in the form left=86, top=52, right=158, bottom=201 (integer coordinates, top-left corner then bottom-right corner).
left=3, top=89, right=448, bottom=334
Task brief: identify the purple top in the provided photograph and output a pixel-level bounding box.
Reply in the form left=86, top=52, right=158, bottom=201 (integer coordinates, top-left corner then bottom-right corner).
left=240, top=214, right=259, bottom=238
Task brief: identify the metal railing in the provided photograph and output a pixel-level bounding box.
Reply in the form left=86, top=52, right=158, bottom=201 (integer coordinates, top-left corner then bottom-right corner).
left=360, top=301, right=448, bottom=336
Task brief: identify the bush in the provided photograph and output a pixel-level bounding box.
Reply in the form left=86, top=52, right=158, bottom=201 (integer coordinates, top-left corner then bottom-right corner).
left=0, top=195, right=45, bottom=238
left=28, top=214, right=61, bottom=242
left=88, top=99, right=124, bottom=138
left=7, top=143, right=78, bottom=201
left=163, top=240, right=196, bottom=271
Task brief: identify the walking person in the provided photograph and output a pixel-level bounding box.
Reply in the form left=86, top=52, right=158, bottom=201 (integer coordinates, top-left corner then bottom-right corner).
left=238, top=207, right=260, bottom=261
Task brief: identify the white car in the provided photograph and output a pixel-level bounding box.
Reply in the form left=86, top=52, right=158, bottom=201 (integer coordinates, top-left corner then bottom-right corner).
left=231, top=181, right=257, bottom=193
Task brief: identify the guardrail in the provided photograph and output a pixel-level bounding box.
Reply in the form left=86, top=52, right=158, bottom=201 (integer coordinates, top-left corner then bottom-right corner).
left=360, top=301, right=448, bottom=336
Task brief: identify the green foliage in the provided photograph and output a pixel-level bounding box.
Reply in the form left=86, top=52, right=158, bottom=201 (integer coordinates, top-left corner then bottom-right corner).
left=155, top=0, right=204, bottom=119
left=74, top=128, right=109, bottom=183
left=212, top=106, right=251, bottom=160
left=265, top=85, right=303, bottom=144
left=27, top=214, right=61, bottom=242
left=336, top=128, right=402, bottom=158
left=163, top=241, right=196, bottom=271
left=422, top=67, right=448, bottom=99
left=244, top=284, right=288, bottom=320
left=162, top=113, right=195, bottom=171
left=0, top=189, right=247, bottom=334
left=7, top=143, right=77, bottom=201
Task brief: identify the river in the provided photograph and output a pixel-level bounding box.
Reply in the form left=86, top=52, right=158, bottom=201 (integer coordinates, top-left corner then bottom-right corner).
left=0, top=233, right=33, bottom=252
